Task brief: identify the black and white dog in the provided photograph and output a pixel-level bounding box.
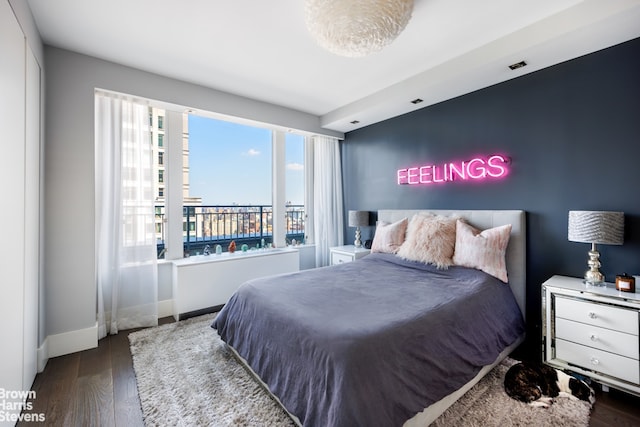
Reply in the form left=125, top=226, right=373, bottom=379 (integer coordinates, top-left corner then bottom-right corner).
left=504, top=362, right=595, bottom=407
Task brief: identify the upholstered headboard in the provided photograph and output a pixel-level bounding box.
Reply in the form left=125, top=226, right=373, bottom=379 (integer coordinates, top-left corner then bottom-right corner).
left=377, top=209, right=526, bottom=321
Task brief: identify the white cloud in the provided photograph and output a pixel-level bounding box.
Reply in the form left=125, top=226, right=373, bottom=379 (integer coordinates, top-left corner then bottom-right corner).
left=287, top=162, right=304, bottom=171
left=244, top=148, right=260, bottom=156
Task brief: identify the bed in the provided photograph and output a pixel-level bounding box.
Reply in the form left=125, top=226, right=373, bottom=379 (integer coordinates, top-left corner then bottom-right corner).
left=213, top=209, right=526, bottom=426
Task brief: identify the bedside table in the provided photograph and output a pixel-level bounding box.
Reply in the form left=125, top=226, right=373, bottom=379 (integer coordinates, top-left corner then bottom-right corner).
left=330, top=245, right=370, bottom=265
left=542, top=275, right=640, bottom=396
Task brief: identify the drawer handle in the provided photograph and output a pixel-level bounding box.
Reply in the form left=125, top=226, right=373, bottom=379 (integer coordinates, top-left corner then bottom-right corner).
left=590, top=357, right=600, bottom=366
left=588, top=311, right=597, bottom=319
left=590, top=334, right=598, bottom=342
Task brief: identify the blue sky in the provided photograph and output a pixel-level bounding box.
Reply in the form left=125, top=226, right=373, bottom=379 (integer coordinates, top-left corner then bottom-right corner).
left=188, top=115, right=304, bottom=205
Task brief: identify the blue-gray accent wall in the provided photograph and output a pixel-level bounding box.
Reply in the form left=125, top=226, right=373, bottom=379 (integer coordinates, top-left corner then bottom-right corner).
left=341, top=37, right=640, bottom=355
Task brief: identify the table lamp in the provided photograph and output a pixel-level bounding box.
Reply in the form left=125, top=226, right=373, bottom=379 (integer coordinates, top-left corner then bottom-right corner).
left=568, top=210, right=624, bottom=285
left=348, top=210, right=369, bottom=248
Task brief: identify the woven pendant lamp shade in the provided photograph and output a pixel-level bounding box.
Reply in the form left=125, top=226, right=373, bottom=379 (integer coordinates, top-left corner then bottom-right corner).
left=305, top=0, right=414, bottom=57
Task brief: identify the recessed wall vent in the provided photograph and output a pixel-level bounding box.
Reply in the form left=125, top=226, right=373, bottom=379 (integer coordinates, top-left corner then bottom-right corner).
left=350, top=120, right=360, bottom=124
left=410, top=98, right=423, bottom=105
left=509, top=61, right=527, bottom=70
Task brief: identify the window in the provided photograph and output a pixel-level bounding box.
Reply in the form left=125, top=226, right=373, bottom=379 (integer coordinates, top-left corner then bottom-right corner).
left=151, top=109, right=308, bottom=258
left=188, top=115, right=272, bottom=206
left=184, top=115, right=273, bottom=253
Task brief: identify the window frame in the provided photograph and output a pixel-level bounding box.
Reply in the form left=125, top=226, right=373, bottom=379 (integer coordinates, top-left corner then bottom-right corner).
left=161, top=111, right=309, bottom=259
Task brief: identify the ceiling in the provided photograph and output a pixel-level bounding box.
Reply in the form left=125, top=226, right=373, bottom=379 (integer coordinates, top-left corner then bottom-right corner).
left=27, top=0, right=640, bottom=133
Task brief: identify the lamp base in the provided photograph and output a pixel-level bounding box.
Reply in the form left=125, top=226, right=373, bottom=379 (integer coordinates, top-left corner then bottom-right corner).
left=583, top=272, right=605, bottom=286
left=354, top=227, right=362, bottom=248
left=583, top=245, right=605, bottom=286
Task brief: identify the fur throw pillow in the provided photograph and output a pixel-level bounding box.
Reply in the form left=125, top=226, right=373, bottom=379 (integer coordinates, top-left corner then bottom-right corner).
left=397, top=214, right=457, bottom=269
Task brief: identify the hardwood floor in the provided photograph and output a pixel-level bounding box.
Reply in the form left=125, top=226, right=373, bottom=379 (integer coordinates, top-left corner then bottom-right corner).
left=20, top=318, right=640, bottom=426
left=19, top=318, right=174, bottom=427
left=589, top=386, right=640, bottom=427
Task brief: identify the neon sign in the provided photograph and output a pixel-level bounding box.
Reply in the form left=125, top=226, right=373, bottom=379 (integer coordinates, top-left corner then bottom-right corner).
left=397, top=154, right=509, bottom=185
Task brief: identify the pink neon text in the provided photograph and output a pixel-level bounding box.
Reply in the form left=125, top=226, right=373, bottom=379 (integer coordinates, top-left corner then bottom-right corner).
left=397, top=155, right=509, bottom=185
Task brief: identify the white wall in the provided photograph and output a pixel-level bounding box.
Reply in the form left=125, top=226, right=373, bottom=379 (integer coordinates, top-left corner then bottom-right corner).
left=44, top=47, right=342, bottom=354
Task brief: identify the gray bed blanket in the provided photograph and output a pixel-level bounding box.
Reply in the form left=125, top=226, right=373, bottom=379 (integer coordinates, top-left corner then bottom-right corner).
left=213, top=252, right=525, bottom=427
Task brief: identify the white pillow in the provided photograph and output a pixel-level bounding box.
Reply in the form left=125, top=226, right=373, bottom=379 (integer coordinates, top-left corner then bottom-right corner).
left=453, top=219, right=512, bottom=283
left=371, top=218, right=408, bottom=254
left=396, top=214, right=457, bottom=269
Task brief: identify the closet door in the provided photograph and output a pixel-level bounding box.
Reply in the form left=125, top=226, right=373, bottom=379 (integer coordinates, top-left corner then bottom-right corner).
left=24, top=45, right=41, bottom=391
left=0, top=0, right=27, bottom=401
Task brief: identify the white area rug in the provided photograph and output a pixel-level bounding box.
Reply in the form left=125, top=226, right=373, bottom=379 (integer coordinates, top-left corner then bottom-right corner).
left=129, top=314, right=592, bottom=426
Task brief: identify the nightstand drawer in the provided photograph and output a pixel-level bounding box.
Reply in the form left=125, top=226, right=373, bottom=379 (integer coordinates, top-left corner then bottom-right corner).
left=331, top=252, right=354, bottom=265
left=556, top=318, right=639, bottom=360
left=556, top=296, right=639, bottom=335
left=556, top=339, right=640, bottom=384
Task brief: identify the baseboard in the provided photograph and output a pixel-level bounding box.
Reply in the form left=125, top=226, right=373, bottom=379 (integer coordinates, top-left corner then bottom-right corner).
left=177, top=304, right=223, bottom=321
left=37, top=338, right=49, bottom=373
left=43, top=302, right=172, bottom=360
left=158, top=299, right=173, bottom=318
left=47, top=323, right=98, bottom=359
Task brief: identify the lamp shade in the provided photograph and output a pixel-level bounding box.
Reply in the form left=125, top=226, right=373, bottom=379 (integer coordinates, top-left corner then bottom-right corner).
left=348, top=210, right=369, bottom=227
left=568, top=211, right=624, bottom=245
left=305, top=0, right=414, bottom=57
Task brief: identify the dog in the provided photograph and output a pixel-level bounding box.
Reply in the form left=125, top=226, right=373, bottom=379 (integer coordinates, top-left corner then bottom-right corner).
left=504, top=361, right=595, bottom=408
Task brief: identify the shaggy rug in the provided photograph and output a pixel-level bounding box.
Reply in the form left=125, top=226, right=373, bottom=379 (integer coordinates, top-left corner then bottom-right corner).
left=432, top=357, right=592, bottom=427
left=129, top=314, right=592, bottom=426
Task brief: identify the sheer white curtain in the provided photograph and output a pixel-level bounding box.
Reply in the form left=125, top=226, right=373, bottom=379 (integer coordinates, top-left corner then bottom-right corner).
left=95, top=93, right=158, bottom=338
left=313, top=135, right=344, bottom=267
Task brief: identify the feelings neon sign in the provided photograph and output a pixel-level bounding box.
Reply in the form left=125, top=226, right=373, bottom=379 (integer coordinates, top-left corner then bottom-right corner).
left=397, top=154, right=509, bottom=185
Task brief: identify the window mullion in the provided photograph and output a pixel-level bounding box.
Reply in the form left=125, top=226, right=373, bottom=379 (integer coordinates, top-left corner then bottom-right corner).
left=165, top=110, right=184, bottom=259
left=272, top=131, right=286, bottom=248
left=304, top=136, right=314, bottom=244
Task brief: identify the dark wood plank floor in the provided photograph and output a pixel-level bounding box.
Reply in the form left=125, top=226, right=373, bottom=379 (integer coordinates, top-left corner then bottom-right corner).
left=18, top=317, right=174, bottom=427
left=19, top=317, right=640, bottom=426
